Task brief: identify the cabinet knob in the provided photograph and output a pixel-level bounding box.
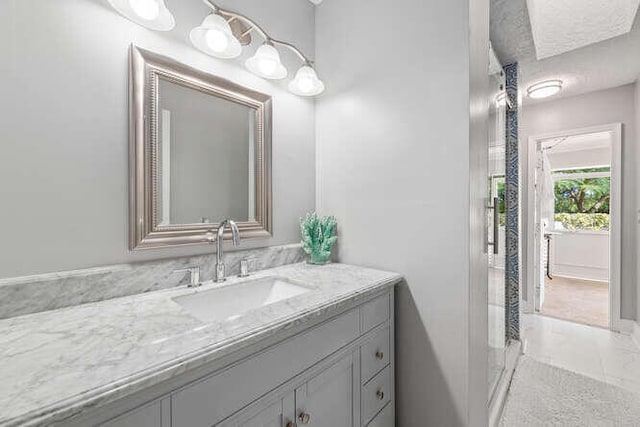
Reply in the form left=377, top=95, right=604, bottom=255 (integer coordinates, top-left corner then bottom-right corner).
left=285, top=422, right=297, bottom=427
left=375, top=351, right=384, bottom=360
left=298, top=412, right=311, bottom=424
left=376, top=389, right=385, bottom=400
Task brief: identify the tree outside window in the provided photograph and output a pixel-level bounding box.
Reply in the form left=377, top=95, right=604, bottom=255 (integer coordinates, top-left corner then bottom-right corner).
left=553, top=167, right=610, bottom=231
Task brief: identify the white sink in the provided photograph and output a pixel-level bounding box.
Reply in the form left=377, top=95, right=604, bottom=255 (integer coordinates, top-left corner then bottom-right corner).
left=172, top=276, right=312, bottom=323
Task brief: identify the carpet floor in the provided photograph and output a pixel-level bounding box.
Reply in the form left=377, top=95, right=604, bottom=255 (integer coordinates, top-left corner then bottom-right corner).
left=500, top=356, right=640, bottom=426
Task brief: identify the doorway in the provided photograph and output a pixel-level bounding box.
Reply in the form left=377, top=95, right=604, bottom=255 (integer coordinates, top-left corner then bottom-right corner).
left=527, top=124, right=622, bottom=331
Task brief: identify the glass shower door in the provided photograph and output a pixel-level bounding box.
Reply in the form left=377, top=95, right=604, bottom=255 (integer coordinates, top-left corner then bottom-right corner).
left=487, top=61, right=507, bottom=401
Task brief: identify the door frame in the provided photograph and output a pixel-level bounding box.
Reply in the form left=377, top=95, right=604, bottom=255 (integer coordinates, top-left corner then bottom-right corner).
left=525, top=123, right=622, bottom=331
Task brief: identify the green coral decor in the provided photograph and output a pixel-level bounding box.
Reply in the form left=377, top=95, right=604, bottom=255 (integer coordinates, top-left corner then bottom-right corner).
left=300, top=213, right=338, bottom=265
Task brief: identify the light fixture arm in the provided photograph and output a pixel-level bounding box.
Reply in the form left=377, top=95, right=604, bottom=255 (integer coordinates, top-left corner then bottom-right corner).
left=202, top=0, right=314, bottom=65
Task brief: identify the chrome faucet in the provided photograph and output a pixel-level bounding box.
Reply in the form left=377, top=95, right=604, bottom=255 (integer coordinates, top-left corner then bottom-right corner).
left=206, top=219, right=240, bottom=282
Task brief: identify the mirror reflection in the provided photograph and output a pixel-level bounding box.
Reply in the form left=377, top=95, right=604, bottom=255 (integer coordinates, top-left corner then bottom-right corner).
left=157, top=78, right=256, bottom=226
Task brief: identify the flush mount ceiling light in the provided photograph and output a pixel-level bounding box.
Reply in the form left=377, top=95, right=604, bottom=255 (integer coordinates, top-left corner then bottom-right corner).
left=192, top=0, right=325, bottom=96
left=190, top=14, right=242, bottom=59
left=245, top=44, right=288, bottom=79
left=107, top=0, right=175, bottom=31
left=527, top=80, right=563, bottom=99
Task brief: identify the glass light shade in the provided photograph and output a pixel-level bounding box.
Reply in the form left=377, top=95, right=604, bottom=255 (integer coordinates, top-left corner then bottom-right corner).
left=288, top=66, right=325, bottom=96
left=129, top=0, right=159, bottom=20
left=189, top=14, right=242, bottom=59
left=527, top=80, right=563, bottom=99
left=107, top=0, right=174, bottom=31
left=245, top=44, right=287, bottom=80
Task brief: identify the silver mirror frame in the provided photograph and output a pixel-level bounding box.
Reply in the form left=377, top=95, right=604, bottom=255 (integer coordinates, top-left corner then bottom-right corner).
left=129, top=45, right=273, bottom=250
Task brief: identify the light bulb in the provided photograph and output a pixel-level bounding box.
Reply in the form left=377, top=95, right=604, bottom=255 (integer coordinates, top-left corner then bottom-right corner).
left=296, top=76, right=314, bottom=93
left=205, top=29, right=229, bottom=53
left=189, top=14, right=242, bottom=59
left=288, top=65, right=325, bottom=96
left=107, top=0, right=174, bottom=30
left=128, top=0, right=160, bottom=20
left=258, top=58, right=277, bottom=75
left=245, top=44, right=287, bottom=79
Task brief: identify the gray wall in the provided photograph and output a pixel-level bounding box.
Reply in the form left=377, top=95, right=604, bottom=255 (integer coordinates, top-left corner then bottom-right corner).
left=520, top=84, right=637, bottom=320
left=315, top=0, right=490, bottom=424
left=636, top=79, right=640, bottom=322
left=0, top=0, right=316, bottom=278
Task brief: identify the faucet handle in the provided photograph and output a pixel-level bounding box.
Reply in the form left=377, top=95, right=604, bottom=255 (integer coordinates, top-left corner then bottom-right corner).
left=173, top=266, right=201, bottom=287
left=239, top=259, right=250, bottom=278
left=204, top=230, right=216, bottom=244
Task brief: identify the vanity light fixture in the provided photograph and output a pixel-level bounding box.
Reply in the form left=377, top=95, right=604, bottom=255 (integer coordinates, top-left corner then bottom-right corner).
left=245, top=44, right=288, bottom=79
left=289, top=65, right=325, bottom=96
left=527, top=80, right=563, bottom=99
left=195, top=0, right=325, bottom=96
left=107, top=0, right=175, bottom=31
left=190, top=14, right=242, bottom=59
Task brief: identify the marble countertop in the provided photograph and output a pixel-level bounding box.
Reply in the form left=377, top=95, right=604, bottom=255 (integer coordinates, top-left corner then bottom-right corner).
left=0, top=263, right=401, bottom=426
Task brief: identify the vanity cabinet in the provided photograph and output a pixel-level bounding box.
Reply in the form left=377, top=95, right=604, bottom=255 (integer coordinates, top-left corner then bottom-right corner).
left=97, top=289, right=394, bottom=427
left=221, top=353, right=356, bottom=427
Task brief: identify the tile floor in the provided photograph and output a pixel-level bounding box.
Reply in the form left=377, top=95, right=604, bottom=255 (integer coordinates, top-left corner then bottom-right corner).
left=488, top=267, right=506, bottom=393
left=540, top=276, right=609, bottom=328
left=521, top=314, right=640, bottom=395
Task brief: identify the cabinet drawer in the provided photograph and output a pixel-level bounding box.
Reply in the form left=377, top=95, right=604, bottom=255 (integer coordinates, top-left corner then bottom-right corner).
left=362, top=366, right=391, bottom=425
left=366, top=402, right=393, bottom=427
left=101, top=400, right=161, bottom=427
left=360, top=294, right=389, bottom=333
left=171, top=308, right=360, bottom=427
left=361, top=325, right=390, bottom=384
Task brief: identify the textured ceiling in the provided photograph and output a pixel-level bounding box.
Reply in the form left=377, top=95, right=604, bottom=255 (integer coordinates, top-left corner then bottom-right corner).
left=491, top=0, right=640, bottom=104
left=527, top=0, right=640, bottom=59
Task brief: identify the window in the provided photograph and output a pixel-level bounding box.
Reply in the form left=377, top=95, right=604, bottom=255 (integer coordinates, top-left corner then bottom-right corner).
left=553, top=167, right=610, bottom=231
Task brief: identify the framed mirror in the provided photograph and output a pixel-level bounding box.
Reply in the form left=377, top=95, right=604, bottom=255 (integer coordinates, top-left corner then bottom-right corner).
left=129, top=46, right=272, bottom=250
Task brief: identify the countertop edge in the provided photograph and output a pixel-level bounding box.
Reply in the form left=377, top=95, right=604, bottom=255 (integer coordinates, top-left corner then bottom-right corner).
left=11, top=273, right=402, bottom=427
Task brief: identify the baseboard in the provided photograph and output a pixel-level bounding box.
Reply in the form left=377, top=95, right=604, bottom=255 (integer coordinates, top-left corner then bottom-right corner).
left=521, top=298, right=534, bottom=314
left=631, top=321, right=640, bottom=349
left=489, top=340, right=522, bottom=427
left=551, top=270, right=608, bottom=283
left=616, top=319, right=635, bottom=334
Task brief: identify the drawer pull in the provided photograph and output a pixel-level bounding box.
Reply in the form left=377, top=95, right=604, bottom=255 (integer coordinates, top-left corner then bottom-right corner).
left=286, top=422, right=297, bottom=427
left=376, top=390, right=385, bottom=400
left=375, top=351, right=384, bottom=360
left=298, top=412, right=311, bottom=424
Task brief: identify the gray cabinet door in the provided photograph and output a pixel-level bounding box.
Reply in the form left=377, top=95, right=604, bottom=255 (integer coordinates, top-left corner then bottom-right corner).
left=365, top=403, right=393, bottom=427
left=295, top=353, right=356, bottom=427
left=216, top=393, right=295, bottom=427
